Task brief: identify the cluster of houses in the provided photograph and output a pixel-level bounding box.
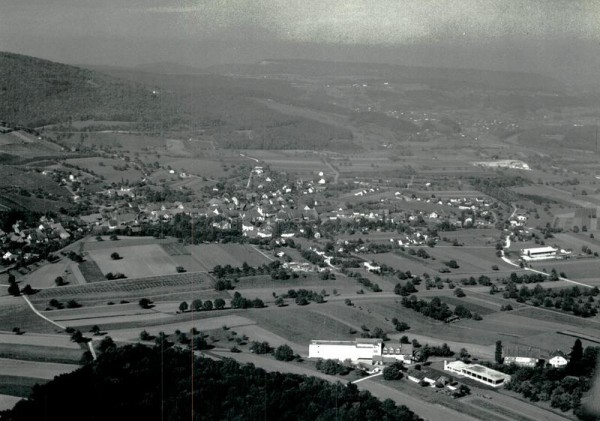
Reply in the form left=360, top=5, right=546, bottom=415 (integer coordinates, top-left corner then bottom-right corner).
left=393, top=194, right=496, bottom=228
left=503, top=349, right=569, bottom=369
left=308, top=338, right=574, bottom=390
left=72, top=160, right=503, bottom=244
left=1, top=217, right=73, bottom=263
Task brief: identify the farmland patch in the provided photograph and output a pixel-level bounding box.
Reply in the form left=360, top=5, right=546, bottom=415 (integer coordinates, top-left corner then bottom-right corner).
left=88, top=244, right=178, bottom=278
left=187, top=244, right=273, bottom=270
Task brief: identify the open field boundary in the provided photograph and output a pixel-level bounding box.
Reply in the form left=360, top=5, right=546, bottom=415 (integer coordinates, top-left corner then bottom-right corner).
left=30, top=272, right=213, bottom=300
left=557, top=330, right=600, bottom=344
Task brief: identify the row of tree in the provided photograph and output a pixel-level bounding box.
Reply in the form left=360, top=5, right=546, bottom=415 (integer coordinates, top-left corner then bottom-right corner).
left=502, top=283, right=599, bottom=318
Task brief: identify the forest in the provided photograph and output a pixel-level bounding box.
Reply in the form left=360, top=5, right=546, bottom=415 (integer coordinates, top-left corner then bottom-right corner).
left=0, top=343, right=422, bottom=421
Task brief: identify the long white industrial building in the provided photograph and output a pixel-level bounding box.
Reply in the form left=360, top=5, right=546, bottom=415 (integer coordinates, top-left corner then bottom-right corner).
left=308, top=339, right=383, bottom=362
left=520, top=246, right=558, bottom=261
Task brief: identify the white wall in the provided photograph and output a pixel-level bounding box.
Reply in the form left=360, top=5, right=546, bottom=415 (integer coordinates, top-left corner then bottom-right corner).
left=309, top=343, right=379, bottom=361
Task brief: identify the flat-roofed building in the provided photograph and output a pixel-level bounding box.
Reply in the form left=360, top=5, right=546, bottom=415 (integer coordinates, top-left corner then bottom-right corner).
left=308, top=339, right=383, bottom=362
left=521, top=246, right=558, bottom=261
left=444, top=360, right=511, bottom=387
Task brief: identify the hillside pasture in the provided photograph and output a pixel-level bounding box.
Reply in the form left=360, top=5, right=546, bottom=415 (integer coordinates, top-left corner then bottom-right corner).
left=552, top=232, right=600, bottom=253
left=87, top=244, right=178, bottom=279
left=74, top=132, right=165, bottom=153
left=64, top=156, right=143, bottom=184
left=157, top=158, right=231, bottom=179
left=22, top=258, right=74, bottom=289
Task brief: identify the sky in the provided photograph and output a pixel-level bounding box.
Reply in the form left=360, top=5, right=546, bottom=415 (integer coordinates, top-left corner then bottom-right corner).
left=2, top=0, right=600, bottom=86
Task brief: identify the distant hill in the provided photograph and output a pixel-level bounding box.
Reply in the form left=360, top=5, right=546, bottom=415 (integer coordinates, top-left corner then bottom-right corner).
left=132, top=61, right=206, bottom=75
left=0, top=52, right=166, bottom=127
left=208, top=59, right=567, bottom=93
left=0, top=52, right=354, bottom=149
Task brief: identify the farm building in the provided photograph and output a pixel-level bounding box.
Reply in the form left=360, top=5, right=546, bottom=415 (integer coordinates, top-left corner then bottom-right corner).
left=407, top=369, right=436, bottom=385
left=503, top=356, right=540, bottom=368
left=548, top=351, right=569, bottom=368
left=444, top=360, right=511, bottom=387
left=363, top=262, right=381, bottom=272
left=308, top=339, right=383, bottom=362
left=520, top=246, right=558, bottom=261
left=373, top=344, right=415, bottom=364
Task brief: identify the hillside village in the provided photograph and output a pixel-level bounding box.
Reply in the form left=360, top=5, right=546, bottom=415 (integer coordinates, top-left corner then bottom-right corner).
left=1, top=52, right=600, bottom=421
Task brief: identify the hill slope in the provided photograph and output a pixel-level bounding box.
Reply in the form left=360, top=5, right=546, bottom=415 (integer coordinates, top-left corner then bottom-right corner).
left=0, top=53, right=355, bottom=150
left=0, top=52, right=165, bottom=127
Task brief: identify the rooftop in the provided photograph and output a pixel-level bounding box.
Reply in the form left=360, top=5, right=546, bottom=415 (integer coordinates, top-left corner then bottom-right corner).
left=310, top=338, right=383, bottom=346
left=521, top=246, right=558, bottom=254
left=446, top=361, right=510, bottom=380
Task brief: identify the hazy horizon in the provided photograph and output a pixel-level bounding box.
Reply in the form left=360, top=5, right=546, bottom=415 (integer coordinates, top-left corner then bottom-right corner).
left=2, top=0, right=600, bottom=87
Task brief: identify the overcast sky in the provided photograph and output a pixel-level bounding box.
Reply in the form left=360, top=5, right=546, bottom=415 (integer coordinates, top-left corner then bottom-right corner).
left=2, top=0, right=600, bottom=85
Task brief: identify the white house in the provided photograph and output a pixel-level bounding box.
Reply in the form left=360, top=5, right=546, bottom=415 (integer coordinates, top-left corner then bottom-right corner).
left=444, top=360, right=511, bottom=387
left=308, top=339, right=383, bottom=362
left=363, top=262, right=381, bottom=273
left=549, top=351, right=569, bottom=368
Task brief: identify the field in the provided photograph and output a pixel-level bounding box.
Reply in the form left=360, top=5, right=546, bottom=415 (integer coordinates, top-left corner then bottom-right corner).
left=554, top=232, right=600, bottom=250
left=528, top=258, right=600, bottom=284
left=78, top=259, right=106, bottom=283
left=104, top=314, right=256, bottom=341
left=20, top=258, right=76, bottom=289
left=0, top=299, right=63, bottom=334
left=0, top=394, right=23, bottom=411
left=29, top=272, right=219, bottom=307
left=87, top=244, right=179, bottom=279
left=246, top=307, right=357, bottom=346
left=0, top=358, right=78, bottom=380
left=64, top=156, right=143, bottom=184
left=365, top=245, right=513, bottom=279
left=82, top=236, right=174, bottom=251
left=187, top=243, right=273, bottom=270
left=241, top=150, right=328, bottom=176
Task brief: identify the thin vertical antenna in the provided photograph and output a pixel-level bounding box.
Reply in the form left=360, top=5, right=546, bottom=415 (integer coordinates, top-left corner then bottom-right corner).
left=191, top=215, right=194, bottom=420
